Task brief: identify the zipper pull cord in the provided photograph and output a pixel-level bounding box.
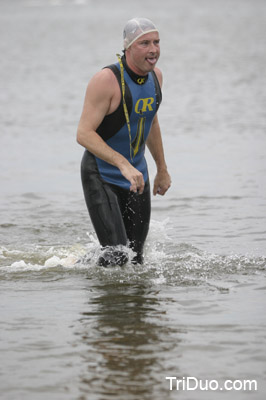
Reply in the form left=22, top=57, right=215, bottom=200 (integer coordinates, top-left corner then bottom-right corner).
left=116, top=54, right=133, bottom=162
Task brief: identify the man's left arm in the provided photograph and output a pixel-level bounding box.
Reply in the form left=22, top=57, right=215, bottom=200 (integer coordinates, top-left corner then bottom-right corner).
left=146, top=115, right=171, bottom=196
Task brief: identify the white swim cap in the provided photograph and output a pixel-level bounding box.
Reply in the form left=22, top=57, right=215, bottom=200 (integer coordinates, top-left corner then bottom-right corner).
left=123, top=17, right=159, bottom=50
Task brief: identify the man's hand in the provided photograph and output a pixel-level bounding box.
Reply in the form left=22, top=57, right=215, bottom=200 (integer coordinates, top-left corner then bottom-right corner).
left=153, top=169, right=171, bottom=196
left=120, top=163, right=145, bottom=194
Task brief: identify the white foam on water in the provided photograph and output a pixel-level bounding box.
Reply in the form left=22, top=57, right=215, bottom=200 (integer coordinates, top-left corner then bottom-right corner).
left=0, top=218, right=265, bottom=288
left=0, top=244, right=86, bottom=273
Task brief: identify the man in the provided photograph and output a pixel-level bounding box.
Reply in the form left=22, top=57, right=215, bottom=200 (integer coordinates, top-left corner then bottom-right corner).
left=77, top=17, right=171, bottom=266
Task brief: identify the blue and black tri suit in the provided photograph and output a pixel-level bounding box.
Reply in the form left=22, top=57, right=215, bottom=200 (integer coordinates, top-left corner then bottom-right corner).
left=81, top=56, right=162, bottom=266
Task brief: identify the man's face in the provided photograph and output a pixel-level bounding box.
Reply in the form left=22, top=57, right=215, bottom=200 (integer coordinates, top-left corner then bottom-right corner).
left=126, top=31, right=160, bottom=75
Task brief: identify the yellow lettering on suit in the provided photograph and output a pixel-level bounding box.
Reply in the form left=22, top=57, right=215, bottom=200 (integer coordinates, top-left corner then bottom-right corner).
left=135, top=98, right=154, bottom=114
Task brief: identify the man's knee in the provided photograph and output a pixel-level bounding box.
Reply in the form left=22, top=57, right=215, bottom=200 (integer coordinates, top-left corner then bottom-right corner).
left=98, top=247, right=128, bottom=267
left=131, top=252, right=143, bottom=265
left=129, top=240, right=144, bottom=265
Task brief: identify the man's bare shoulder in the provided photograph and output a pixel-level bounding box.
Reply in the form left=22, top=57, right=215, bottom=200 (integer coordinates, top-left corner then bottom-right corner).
left=87, top=68, right=118, bottom=95
left=83, top=67, right=120, bottom=115
left=154, top=67, right=163, bottom=87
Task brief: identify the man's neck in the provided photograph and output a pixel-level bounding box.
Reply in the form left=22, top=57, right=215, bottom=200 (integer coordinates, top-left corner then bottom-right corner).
left=122, top=55, right=149, bottom=85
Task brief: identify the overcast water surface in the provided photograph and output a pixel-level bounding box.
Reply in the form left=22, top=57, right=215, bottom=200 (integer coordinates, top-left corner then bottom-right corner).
left=0, top=0, right=266, bottom=399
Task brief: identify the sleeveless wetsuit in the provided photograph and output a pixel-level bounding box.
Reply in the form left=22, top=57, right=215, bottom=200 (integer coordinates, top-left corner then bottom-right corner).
left=81, top=56, right=162, bottom=266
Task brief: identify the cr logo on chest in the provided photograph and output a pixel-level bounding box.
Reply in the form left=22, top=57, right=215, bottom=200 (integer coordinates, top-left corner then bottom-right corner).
left=135, top=97, right=154, bottom=114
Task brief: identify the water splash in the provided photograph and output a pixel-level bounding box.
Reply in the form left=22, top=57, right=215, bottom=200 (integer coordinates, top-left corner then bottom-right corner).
left=1, top=218, right=265, bottom=286
left=1, top=231, right=265, bottom=288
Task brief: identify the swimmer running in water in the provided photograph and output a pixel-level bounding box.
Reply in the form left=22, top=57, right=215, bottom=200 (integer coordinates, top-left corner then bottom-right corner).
left=77, top=17, right=171, bottom=266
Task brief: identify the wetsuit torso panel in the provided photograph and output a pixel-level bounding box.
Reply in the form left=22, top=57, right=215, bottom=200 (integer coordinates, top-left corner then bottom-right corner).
left=95, top=61, right=162, bottom=189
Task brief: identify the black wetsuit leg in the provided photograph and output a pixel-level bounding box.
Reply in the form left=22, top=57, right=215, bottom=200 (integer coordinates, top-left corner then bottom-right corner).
left=110, top=182, right=151, bottom=264
left=80, top=150, right=151, bottom=266
left=81, top=151, right=128, bottom=266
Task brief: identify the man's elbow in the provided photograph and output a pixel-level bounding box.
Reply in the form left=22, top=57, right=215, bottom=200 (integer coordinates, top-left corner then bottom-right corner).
left=76, top=128, right=85, bottom=147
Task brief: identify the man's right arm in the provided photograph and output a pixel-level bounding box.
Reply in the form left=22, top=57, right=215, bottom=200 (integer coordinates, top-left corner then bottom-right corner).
left=76, top=69, right=144, bottom=193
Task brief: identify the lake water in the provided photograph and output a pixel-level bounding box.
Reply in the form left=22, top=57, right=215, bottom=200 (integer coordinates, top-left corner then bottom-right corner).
left=0, top=0, right=266, bottom=399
